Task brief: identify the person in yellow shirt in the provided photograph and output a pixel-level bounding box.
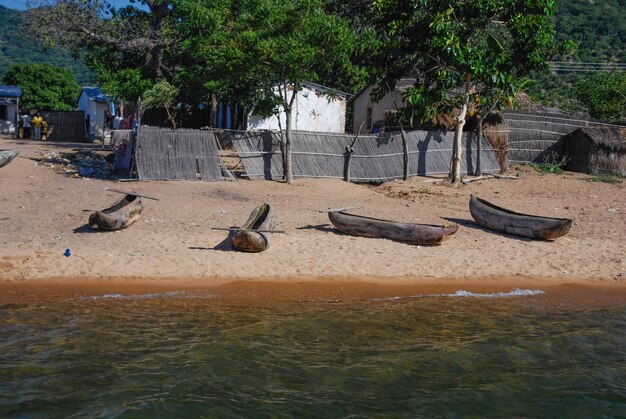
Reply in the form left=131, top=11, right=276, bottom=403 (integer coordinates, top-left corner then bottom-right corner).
left=32, top=112, right=43, bottom=140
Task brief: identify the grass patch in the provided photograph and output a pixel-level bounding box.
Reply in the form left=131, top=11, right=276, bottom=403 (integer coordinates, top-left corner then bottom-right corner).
left=587, top=174, right=625, bottom=185
left=530, top=153, right=569, bottom=175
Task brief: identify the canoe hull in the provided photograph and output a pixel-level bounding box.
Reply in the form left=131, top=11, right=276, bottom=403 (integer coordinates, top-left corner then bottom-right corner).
left=0, top=149, right=20, bottom=168
left=469, top=195, right=572, bottom=240
left=89, top=195, right=143, bottom=230
left=328, top=211, right=458, bottom=245
left=232, top=203, right=276, bottom=252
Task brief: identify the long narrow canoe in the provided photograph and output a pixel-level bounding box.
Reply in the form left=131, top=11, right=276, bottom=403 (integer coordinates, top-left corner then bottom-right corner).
left=469, top=195, right=572, bottom=240
left=89, top=194, right=143, bottom=230
left=0, top=149, right=20, bottom=168
left=328, top=211, right=459, bottom=245
left=231, top=203, right=277, bottom=252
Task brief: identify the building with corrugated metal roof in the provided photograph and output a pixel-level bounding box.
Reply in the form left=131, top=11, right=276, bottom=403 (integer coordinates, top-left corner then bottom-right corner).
left=77, top=86, right=109, bottom=141
left=0, top=85, right=21, bottom=135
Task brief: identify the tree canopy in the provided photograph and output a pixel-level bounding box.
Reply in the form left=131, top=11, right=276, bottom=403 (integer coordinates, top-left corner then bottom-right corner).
left=1, top=63, right=81, bottom=111
left=575, top=72, right=626, bottom=123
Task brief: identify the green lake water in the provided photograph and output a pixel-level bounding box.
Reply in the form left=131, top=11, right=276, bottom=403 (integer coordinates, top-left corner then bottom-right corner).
left=1, top=290, right=625, bottom=417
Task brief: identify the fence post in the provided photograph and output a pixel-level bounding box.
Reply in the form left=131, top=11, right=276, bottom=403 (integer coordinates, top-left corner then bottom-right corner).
left=344, top=123, right=364, bottom=182
left=399, top=125, right=409, bottom=180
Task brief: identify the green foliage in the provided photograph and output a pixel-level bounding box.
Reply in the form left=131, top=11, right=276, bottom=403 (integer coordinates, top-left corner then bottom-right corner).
left=97, top=67, right=152, bottom=103
left=1, top=63, right=81, bottom=110
left=369, top=0, right=558, bottom=120
left=0, top=5, right=92, bottom=83
left=369, top=0, right=558, bottom=182
left=575, top=72, right=626, bottom=123
left=143, top=80, right=180, bottom=111
left=143, top=80, right=181, bottom=128
left=526, top=0, right=626, bottom=116
left=530, top=153, right=569, bottom=175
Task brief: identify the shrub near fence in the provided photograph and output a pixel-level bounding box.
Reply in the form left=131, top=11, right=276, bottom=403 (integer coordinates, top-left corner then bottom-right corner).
left=42, top=111, right=85, bottom=142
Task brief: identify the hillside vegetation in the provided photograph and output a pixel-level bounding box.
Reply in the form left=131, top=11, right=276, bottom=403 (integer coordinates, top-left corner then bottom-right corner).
left=527, top=0, right=625, bottom=117
left=0, top=5, right=92, bottom=83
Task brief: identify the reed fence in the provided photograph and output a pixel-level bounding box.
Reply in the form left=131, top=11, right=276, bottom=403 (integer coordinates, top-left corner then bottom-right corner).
left=503, top=111, right=625, bottom=164
left=228, top=130, right=500, bottom=182
left=42, top=111, right=85, bottom=142
left=135, top=126, right=224, bottom=181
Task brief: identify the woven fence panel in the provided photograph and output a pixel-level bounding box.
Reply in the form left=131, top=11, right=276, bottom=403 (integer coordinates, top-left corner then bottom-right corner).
left=42, top=111, right=85, bottom=142
left=503, top=111, right=625, bottom=164
left=232, top=130, right=500, bottom=182
left=135, top=126, right=223, bottom=181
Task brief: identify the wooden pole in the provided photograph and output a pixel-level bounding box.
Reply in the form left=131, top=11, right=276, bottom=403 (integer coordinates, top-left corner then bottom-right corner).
left=211, top=227, right=286, bottom=233
left=105, top=188, right=160, bottom=201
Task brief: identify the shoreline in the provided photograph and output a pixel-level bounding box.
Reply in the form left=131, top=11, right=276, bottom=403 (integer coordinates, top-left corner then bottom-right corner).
left=2, top=275, right=625, bottom=306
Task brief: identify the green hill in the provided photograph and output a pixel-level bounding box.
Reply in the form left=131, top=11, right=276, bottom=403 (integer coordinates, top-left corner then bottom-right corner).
left=0, top=5, right=92, bottom=84
left=526, top=0, right=625, bottom=115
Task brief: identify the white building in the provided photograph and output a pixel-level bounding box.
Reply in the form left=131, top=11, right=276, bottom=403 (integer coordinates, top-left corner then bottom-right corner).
left=77, top=87, right=109, bottom=141
left=351, top=78, right=415, bottom=134
left=0, top=85, right=21, bottom=135
left=246, top=81, right=351, bottom=133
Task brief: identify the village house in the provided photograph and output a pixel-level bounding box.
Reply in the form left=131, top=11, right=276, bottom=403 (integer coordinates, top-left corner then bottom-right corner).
left=215, top=81, right=351, bottom=133
left=0, top=85, right=21, bottom=136
left=77, top=86, right=109, bottom=141
left=351, top=78, right=416, bottom=134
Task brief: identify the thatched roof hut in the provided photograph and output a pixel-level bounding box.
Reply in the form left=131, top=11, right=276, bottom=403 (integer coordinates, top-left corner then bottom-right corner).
left=564, top=127, right=626, bottom=175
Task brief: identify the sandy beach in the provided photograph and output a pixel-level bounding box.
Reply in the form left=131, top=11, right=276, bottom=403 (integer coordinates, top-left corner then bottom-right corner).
left=1, top=135, right=625, bottom=301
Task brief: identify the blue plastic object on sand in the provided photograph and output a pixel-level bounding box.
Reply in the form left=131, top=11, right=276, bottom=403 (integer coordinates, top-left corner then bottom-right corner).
left=64, top=248, right=71, bottom=257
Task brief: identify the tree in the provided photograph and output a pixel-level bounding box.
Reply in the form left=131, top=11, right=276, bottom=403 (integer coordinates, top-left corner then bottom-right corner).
left=25, top=0, right=175, bottom=79
left=576, top=72, right=626, bottom=123
left=1, top=63, right=80, bottom=110
left=195, top=0, right=360, bottom=182
left=369, top=0, right=559, bottom=184
left=142, top=80, right=180, bottom=129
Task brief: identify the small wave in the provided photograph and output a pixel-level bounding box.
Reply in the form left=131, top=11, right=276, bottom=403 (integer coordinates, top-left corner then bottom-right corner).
left=371, top=288, right=545, bottom=302
left=444, top=289, right=545, bottom=298
left=80, top=291, right=214, bottom=301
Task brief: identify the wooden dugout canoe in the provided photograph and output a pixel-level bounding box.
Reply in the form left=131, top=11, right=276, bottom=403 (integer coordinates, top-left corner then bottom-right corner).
left=89, top=194, right=143, bottom=230
left=469, top=195, right=572, bottom=240
left=328, top=211, right=459, bottom=245
left=231, top=203, right=277, bottom=252
left=0, top=149, right=20, bottom=168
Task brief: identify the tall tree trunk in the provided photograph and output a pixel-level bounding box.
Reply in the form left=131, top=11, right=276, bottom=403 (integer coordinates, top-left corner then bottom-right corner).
left=210, top=94, right=218, bottom=128
left=449, top=77, right=471, bottom=185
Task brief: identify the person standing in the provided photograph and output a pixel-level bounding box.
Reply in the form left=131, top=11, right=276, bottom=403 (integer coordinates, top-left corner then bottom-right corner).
left=41, top=117, right=49, bottom=141
left=21, top=111, right=31, bottom=139
left=113, top=111, right=123, bottom=130
left=32, top=112, right=43, bottom=140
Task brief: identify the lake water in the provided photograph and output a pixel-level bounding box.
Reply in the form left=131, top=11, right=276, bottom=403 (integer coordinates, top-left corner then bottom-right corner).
left=1, top=288, right=625, bottom=417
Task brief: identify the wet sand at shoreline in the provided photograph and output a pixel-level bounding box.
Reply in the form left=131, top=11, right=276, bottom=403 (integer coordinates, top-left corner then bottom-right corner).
left=2, top=276, right=625, bottom=309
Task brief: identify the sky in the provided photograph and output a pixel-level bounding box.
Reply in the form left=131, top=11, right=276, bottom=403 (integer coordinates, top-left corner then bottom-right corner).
left=0, top=0, right=142, bottom=11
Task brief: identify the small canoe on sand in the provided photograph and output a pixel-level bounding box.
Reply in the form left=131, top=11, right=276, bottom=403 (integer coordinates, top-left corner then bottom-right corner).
left=328, top=211, right=459, bottom=245
left=0, top=149, right=20, bottom=168
left=89, top=194, right=143, bottom=230
left=231, top=203, right=277, bottom=252
left=469, top=195, right=572, bottom=240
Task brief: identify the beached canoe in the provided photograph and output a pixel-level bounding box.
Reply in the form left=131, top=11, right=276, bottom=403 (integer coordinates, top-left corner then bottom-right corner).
left=0, top=149, right=20, bottom=168
left=328, top=211, right=459, bottom=245
left=231, top=203, right=277, bottom=252
left=89, top=194, right=143, bottom=230
left=469, top=195, right=572, bottom=240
